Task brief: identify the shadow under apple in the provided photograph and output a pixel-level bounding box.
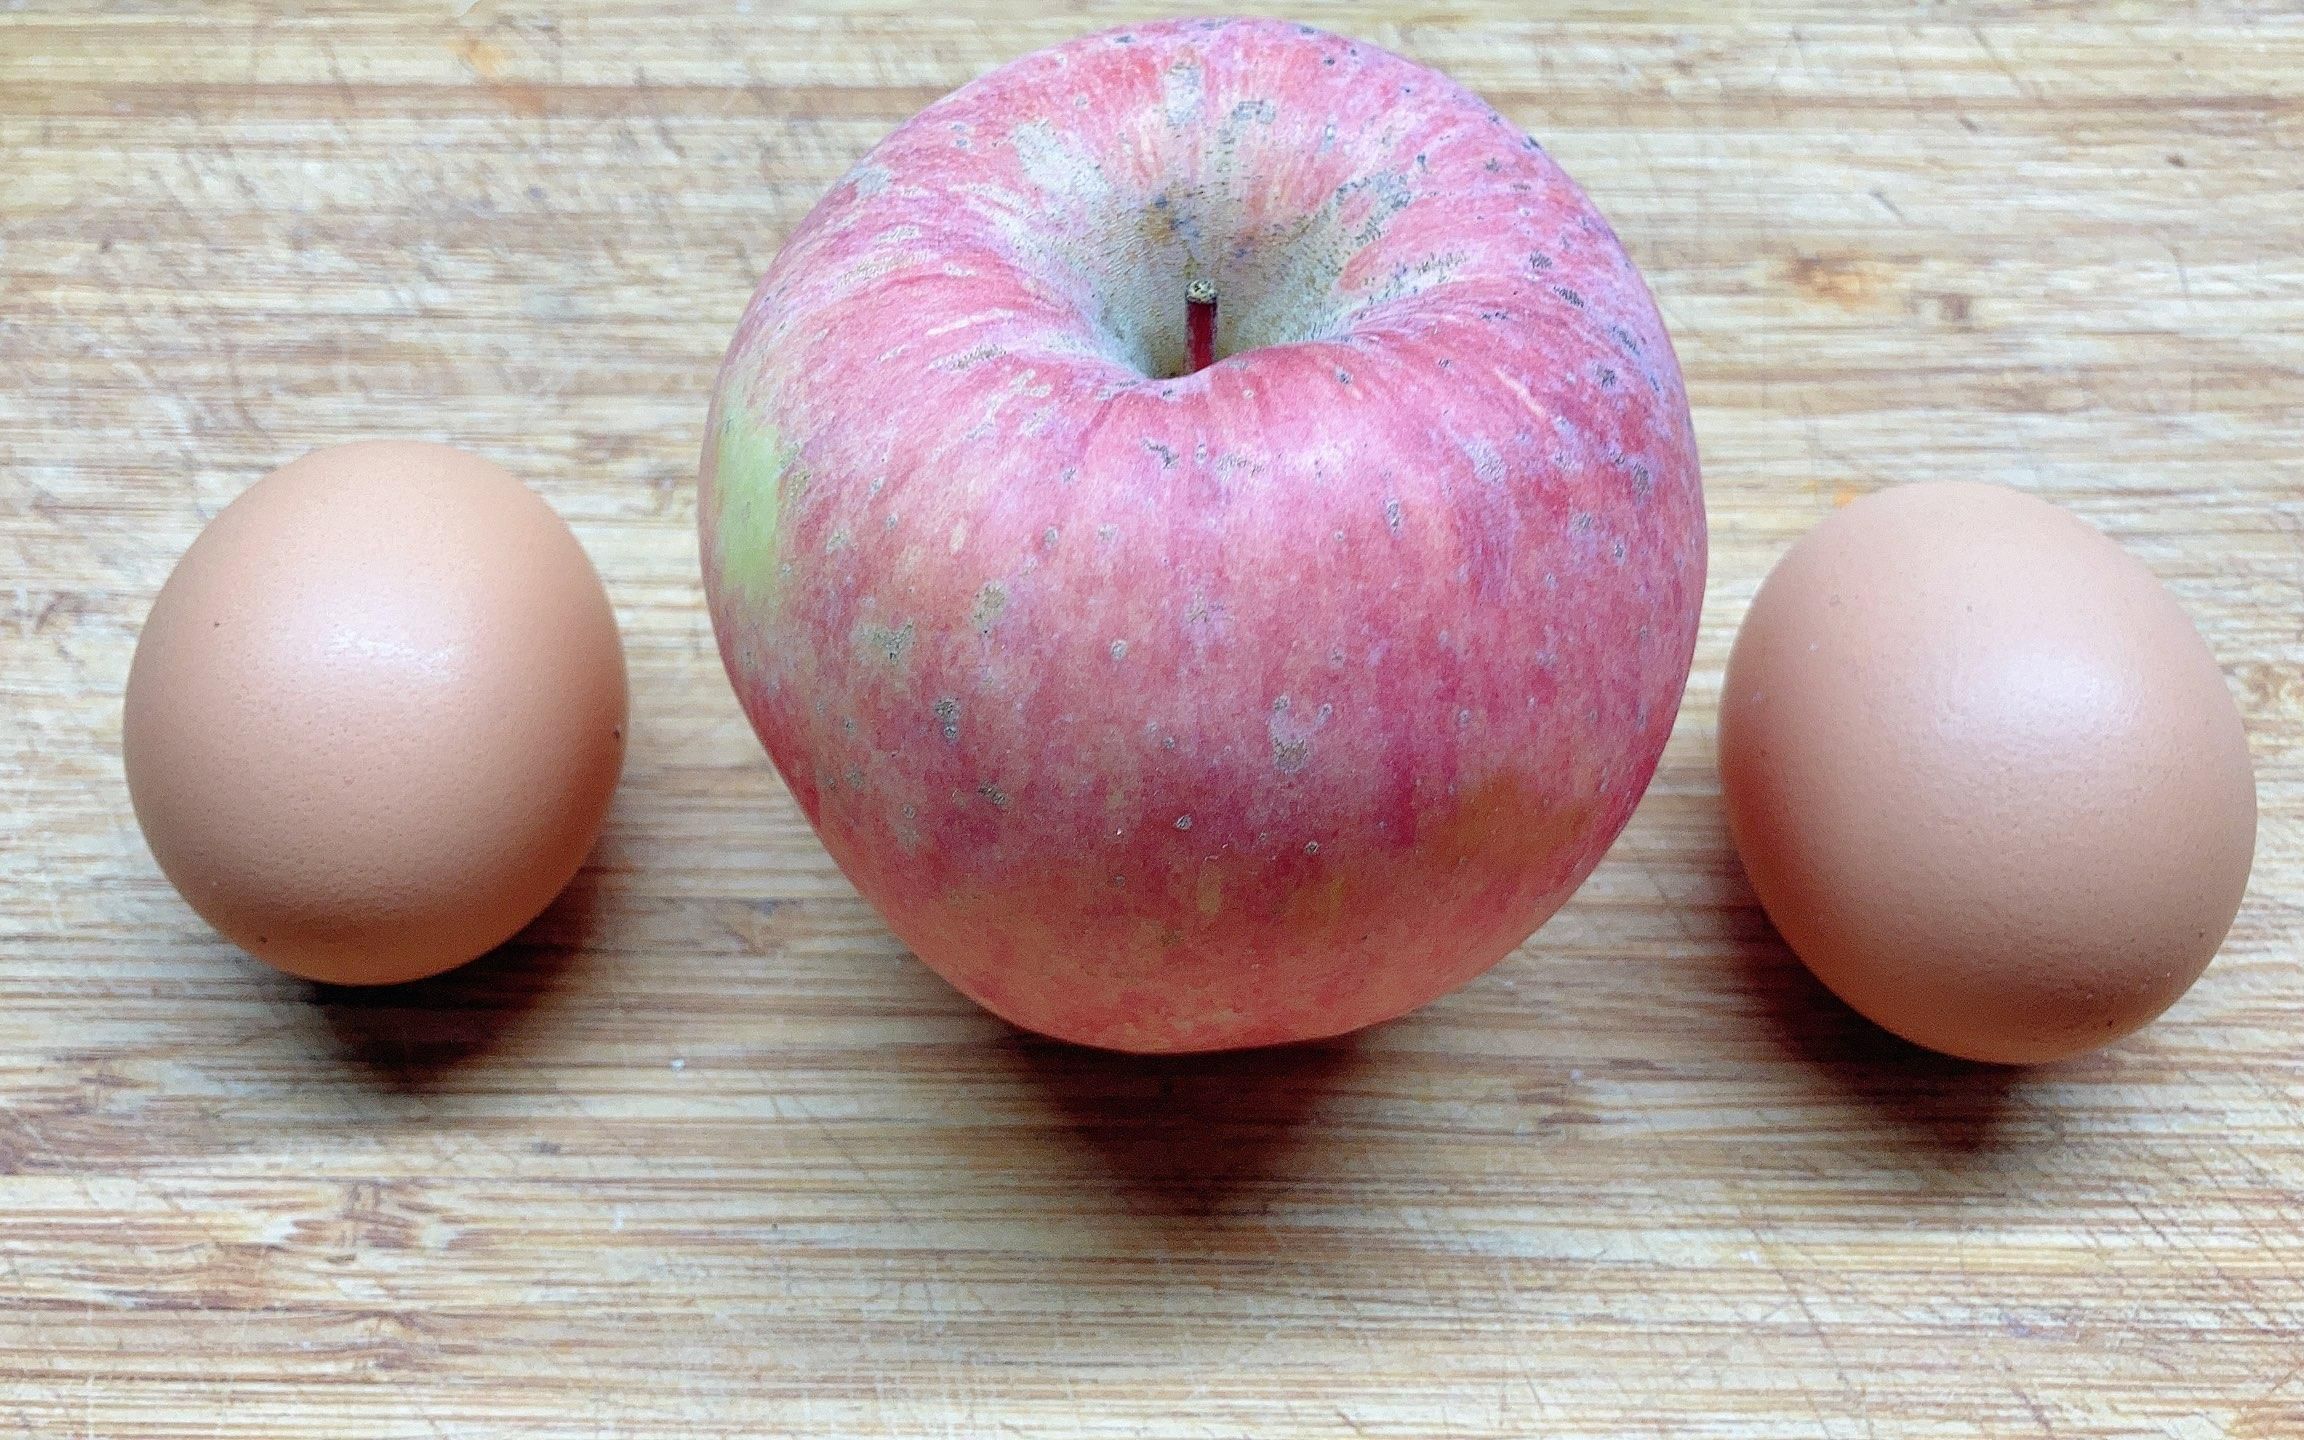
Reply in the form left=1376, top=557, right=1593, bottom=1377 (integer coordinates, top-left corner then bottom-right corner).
left=991, top=1027, right=1375, bottom=1223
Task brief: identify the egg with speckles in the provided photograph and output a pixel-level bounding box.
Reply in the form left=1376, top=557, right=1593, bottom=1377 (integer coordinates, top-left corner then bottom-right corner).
left=702, top=18, right=1706, bottom=1052
left=1720, top=481, right=2257, bottom=1064
left=123, top=441, right=628, bottom=986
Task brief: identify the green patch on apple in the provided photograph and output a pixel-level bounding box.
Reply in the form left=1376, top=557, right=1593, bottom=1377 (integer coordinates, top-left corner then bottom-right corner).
left=710, top=403, right=801, bottom=608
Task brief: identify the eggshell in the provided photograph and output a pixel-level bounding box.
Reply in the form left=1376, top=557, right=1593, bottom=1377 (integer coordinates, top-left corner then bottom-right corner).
left=123, top=441, right=628, bottom=985
left=1718, top=481, right=2256, bottom=1064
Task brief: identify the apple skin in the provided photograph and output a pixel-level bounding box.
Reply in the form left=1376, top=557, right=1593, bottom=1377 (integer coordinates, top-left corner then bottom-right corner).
left=702, top=18, right=1705, bottom=1052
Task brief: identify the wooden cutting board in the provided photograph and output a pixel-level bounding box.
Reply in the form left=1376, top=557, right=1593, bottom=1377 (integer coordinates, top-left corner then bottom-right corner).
left=3, top=3, right=2299, bottom=1435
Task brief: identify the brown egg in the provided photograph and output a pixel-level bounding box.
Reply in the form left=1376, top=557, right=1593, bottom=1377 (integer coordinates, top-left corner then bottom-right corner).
left=1719, top=481, right=2256, bottom=1064
left=123, top=441, right=627, bottom=985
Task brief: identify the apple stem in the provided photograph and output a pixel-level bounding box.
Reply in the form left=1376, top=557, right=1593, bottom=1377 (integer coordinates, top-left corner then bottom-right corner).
left=1186, top=279, right=1217, bottom=374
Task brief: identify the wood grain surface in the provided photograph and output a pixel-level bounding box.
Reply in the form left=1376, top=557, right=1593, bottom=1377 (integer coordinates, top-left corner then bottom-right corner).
left=4, top=3, right=2301, bottom=1436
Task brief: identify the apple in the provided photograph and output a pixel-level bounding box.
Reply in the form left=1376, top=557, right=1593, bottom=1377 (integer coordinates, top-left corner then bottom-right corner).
left=702, top=17, right=1705, bottom=1052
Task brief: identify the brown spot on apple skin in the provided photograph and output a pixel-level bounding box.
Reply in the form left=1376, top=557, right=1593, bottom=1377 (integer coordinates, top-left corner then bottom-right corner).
left=970, top=582, right=1009, bottom=634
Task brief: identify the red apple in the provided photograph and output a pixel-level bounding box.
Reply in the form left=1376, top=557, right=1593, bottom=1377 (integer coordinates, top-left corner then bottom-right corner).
left=702, top=18, right=1705, bottom=1052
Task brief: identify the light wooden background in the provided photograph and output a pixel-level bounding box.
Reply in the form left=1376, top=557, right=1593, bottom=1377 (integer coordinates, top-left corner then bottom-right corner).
left=3, top=3, right=2300, bottom=1436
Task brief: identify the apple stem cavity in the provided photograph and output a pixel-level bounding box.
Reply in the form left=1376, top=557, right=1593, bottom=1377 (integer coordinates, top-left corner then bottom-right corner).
left=1186, top=279, right=1217, bottom=375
